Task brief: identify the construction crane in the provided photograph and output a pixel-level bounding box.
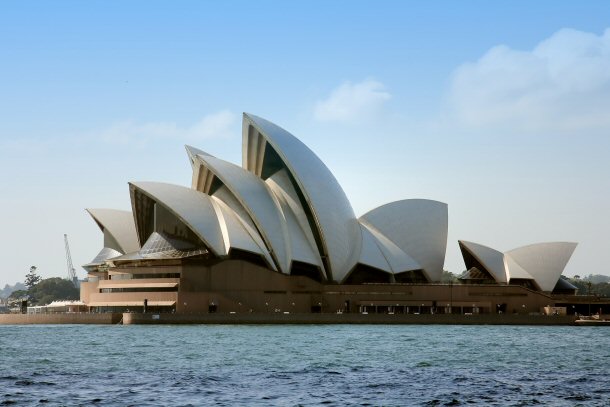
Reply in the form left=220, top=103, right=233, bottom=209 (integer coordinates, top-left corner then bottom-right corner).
left=64, top=234, right=78, bottom=287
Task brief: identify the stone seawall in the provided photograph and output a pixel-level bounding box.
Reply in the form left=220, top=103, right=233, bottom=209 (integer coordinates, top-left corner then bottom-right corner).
left=0, top=312, right=580, bottom=325
left=0, top=313, right=122, bottom=325
left=122, top=312, right=577, bottom=325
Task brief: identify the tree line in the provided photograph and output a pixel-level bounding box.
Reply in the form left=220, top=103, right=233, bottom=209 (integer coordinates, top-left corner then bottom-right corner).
left=567, top=275, right=610, bottom=298
left=5, top=266, right=79, bottom=307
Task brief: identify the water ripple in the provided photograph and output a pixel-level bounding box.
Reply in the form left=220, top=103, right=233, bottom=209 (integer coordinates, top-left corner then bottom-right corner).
left=0, top=325, right=609, bottom=406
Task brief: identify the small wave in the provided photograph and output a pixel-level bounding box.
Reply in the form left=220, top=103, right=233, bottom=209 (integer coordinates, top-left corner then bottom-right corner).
left=14, top=379, right=34, bottom=386
left=564, top=394, right=591, bottom=401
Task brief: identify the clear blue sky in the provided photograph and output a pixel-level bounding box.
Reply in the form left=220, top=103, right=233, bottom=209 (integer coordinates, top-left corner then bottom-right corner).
left=1, top=1, right=609, bottom=285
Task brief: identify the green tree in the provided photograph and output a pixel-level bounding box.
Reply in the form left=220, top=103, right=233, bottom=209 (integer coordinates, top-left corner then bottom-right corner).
left=441, top=270, right=459, bottom=283
left=24, top=266, right=42, bottom=289
left=566, top=277, right=610, bottom=298
left=27, top=278, right=79, bottom=306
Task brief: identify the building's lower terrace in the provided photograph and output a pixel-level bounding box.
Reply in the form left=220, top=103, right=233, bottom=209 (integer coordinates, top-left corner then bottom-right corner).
left=80, top=259, right=609, bottom=316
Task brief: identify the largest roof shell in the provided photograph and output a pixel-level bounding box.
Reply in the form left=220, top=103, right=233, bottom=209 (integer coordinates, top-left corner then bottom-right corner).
left=242, top=113, right=362, bottom=282
left=189, top=151, right=291, bottom=274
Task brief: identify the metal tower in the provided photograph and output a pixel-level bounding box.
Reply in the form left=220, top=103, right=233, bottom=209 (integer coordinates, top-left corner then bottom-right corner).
left=64, top=234, right=78, bottom=287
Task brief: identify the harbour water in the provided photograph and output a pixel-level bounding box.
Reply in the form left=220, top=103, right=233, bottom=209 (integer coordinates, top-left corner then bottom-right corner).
left=1, top=325, right=608, bottom=406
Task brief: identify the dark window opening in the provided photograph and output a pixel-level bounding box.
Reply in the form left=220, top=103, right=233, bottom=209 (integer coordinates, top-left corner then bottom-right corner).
left=458, top=267, right=497, bottom=284
left=343, top=264, right=391, bottom=284
left=509, top=278, right=539, bottom=291
left=552, top=277, right=578, bottom=295
left=229, top=248, right=268, bottom=268
left=95, top=305, right=175, bottom=314
left=100, top=287, right=177, bottom=293
left=290, top=261, right=323, bottom=283
left=458, top=243, right=498, bottom=284
left=131, top=188, right=156, bottom=245
left=260, top=143, right=285, bottom=180
left=112, top=273, right=181, bottom=280
left=260, top=143, right=330, bottom=277
left=135, top=272, right=180, bottom=279
left=394, top=269, right=428, bottom=283
left=208, top=176, right=224, bottom=196
left=310, top=305, right=322, bottom=313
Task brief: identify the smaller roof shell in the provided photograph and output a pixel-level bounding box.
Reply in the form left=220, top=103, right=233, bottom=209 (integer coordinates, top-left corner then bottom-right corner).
left=85, top=209, right=140, bottom=254
left=210, top=197, right=276, bottom=268
left=360, top=199, right=448, bottom=282
left=506, top=242, right=578, bottom=292
left=459, top=241, right=508, bottom=283
left=129, top=182, right=226, bottom=256
left=360, top=223, right=421, bottom=275
left=458, top=240, right=577, bottom=292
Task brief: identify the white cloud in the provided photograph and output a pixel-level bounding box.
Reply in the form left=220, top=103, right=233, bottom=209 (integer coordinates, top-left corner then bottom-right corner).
left=448, top=28, right=610, bottom=134
left=99, top=110, right=237, bottom=145
left=314, top=79, right=391, bottom=122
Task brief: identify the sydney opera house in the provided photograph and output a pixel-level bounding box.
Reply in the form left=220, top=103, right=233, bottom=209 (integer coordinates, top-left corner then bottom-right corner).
left=80, top=113, right=583, bottom=315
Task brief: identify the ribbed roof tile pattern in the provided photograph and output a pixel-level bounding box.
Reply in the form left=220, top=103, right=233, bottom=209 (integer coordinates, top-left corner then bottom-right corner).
left=85, top=209, right=139, bottom=254
left=360, top=199, right=448, bottom=282
left=86, top=114, right=449, bottom=283
left=242, top=113, right=363, bottom=282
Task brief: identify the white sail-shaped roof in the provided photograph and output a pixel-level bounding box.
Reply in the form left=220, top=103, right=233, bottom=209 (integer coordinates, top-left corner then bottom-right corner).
left=190, top=152, right=290, bottom=274
left=459, top=240, right=508, bottom=283
left=458, top=240, right=577, bottom=292
left=185, top=144, right=208, bottom=169
left=504, top=255, right=535, bottom=281
left=265, top=168, right=325, bottom=273
left=267, top=180, right=323, bottom=269
left=358, top=225, right=393, bottom=273
left=129, top=182, right=226, bottom=256
left=83, top=247, right=123, bottom=271
left=85, top=208, right=139, bottom=254
left=87, top=113, right=455, bottom=286
left=210, top=197, right=275, bottom=268
left=361, top=223, right=421, bottom=274
left=242, top=113, right=362, bottom=282
left=506, top=242, right=578, bottom=292
left=360, top=199, right=448, bottom=282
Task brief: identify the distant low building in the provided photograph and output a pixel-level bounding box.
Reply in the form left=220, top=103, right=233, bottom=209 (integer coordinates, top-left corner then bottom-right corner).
left=27, top=300, right=88, bottom=314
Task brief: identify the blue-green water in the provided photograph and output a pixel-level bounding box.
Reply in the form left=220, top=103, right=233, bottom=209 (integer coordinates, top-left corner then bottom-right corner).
left=0, top=325, right=608, bottom=406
